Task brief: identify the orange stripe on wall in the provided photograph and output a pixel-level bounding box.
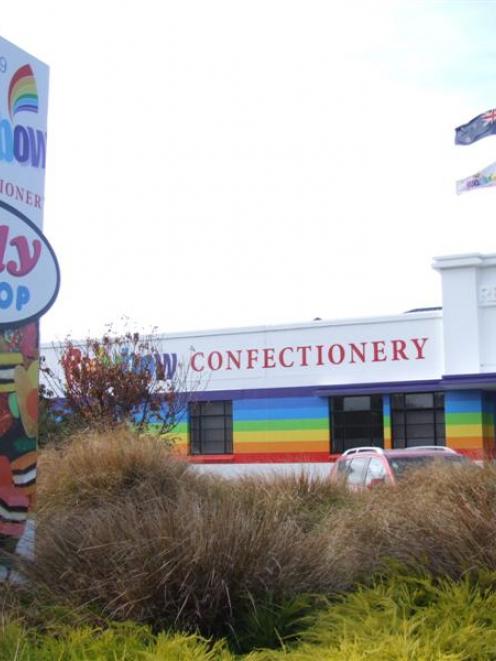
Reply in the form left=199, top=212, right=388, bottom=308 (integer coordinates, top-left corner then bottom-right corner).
left=234, top=440, right=330, bottom=454
left=446, top=436, right=485, bottom=450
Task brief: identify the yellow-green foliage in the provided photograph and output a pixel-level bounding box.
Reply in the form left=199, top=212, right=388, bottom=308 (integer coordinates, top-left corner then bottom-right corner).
left=4, top=576, right=496, bottom=660
left=0, top=622, right=233, bottom=660
left=247, top=574, right=496, bottom=660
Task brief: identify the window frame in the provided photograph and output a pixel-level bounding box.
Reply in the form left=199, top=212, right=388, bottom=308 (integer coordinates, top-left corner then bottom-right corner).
left=331, top=395, right=384, bottom=454
left=391, top=391, right=445, bottom=448
left=189, top=400, right=233, bottom=455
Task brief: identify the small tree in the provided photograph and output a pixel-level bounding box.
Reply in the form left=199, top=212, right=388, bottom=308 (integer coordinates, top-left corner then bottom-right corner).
left=40, top=331, right=193, bottom=443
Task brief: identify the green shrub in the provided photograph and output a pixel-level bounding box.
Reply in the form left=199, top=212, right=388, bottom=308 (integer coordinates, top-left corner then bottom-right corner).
left=246, top=574, right=496, bottom=660
left=0, top=621, right=233, bottom=660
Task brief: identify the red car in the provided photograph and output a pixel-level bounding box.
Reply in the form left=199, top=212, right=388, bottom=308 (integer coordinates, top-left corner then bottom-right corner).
left=331, top=446, right=470, bottom=489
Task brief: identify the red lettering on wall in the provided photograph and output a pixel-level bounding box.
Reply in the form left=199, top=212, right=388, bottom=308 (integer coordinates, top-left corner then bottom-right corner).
left=247, top=348, right=259, bottom=369
left=226, top=350, right=242, bottom=370
left=207, top=351, right=223, bottom=371
left=279, top=347, right=294, bottom=368
left=296, top=345, right=311, bottom=366
left=349, top=342, right=366, bottom=364
left=372, top=341, right=386, bottom=362
left=392, top=339, right=408, bottom=361
left=411, top=337, right=428, bottom=359
left=329, top=344, right=345, bottom=364
left=315, top=345, right=324, bottom=366
left=190, top=352, right=204, bottom=372
left=262, top=348, right=276, bottom=368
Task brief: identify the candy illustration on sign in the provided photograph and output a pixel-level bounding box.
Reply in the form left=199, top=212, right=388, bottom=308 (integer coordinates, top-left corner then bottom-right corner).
left=0, top=200, right=59, bottom=328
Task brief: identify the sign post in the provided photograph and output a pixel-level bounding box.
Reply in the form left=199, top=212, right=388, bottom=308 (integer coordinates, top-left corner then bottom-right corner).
left=0, top=36, right=58, bottom=565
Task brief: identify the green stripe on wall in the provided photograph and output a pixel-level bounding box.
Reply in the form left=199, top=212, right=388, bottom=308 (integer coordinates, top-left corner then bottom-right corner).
left=234, top=418, right=329, bottom=432
left=445, top=412, right=483, bottom=426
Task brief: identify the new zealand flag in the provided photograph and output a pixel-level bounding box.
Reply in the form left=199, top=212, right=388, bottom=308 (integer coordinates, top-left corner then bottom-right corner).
left=455, top=109, right=496, bottom=145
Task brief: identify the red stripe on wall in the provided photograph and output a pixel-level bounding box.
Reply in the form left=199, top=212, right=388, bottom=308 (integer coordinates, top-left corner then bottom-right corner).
left=187, top=448, right=484, bottom=464
left=187, top=452, right=335, bottom=464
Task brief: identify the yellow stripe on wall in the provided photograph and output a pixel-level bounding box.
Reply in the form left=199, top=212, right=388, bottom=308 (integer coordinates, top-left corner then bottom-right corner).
left=445, top=424, right=483, bottom=439
left=235, top=440, right=330, bottom=454
left=234, top=429, right=329, bottom=444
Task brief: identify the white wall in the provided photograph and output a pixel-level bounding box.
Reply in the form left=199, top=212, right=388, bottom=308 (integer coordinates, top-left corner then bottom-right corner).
left=433, top=253, right=496, bottom=375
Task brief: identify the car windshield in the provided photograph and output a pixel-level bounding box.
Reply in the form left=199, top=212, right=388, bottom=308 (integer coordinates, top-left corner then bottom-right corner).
left=388, top=454, right=467, bottom=478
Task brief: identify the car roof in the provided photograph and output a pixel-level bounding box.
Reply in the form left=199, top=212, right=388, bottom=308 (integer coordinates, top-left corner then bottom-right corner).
left=339, top=447, right=459, bottom=460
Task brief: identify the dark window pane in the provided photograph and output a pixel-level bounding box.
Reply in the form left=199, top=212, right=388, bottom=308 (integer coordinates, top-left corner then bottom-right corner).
left=331, top=395, right=384, bottom=453
left=391, top=391, right=445, bottom=449
left=370, top=395, right=383, bottom=411
left=343, top=396, right=371, bottom=412
left=406, top=424, right=436, bottom=441
left=201, top=440, right=226, bottom=454
left=435, top=410, right=445, bottom=424
left=392, top=394, right=404, bottom=408
left=406, top=410, right=435, bottom=425
left=434, top=393, right=445, bottom=408
left=189, top=400, right=233, bottom=454
left=201, top=417, right=226, bottom=431
left=201, top=402, right=226, bottom=416
left=436, top=424, right=446, bottom=442
left=405, top=393, right=434, bottom=409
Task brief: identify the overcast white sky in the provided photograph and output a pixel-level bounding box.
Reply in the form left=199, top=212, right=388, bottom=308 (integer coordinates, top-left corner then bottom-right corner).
left=2, top=1, right=496, bottom=341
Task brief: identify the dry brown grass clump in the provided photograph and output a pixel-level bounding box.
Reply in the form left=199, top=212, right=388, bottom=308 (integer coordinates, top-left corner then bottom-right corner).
left=22, top=430, right=353, bottom=635
left=26, top=481, right=348, bottom=635
left=36, top=428, right=199, bottom=512
left=325, top=462, right=496, bottom=585
left=25, top=432, right=496, bottom=638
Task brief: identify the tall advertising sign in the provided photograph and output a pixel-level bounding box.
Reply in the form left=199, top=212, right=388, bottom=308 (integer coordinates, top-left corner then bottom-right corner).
left=0, top=37, right=59, bottom=559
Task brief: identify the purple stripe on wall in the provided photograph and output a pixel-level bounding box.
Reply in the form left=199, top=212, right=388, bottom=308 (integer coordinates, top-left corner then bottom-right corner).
left=188, top=373, right=496, bottom=401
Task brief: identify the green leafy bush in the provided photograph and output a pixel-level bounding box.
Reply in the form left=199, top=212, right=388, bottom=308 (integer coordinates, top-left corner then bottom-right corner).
left=0, top=621, right=233, bottom=660
left=247, top=574, right=496, bottom=660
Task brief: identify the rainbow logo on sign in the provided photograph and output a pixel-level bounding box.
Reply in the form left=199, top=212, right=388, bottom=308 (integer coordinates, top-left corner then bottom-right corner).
left=8, top=64, right=39, bottom=119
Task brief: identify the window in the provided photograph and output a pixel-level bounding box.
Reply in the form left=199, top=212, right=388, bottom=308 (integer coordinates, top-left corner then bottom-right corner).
left=391, top=392, right=445, bottom=448
left=364, top=457, right=387, bottom=486
left=347, top=457, right=369, bottom=486
left=331, top=395, right=384, bottom=453
left=190, top=401, right=233, bottom=454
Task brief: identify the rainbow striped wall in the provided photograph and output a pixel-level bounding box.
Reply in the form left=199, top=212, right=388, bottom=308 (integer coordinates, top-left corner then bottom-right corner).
left=167, top=389, right=496, bottom=460
left=445, top=391, right=495, bottom=457
left=383, top=395, right=392, bottom=450
left=171, top=418, right=188, bottom=455
left=233, top=396, right=330, bottom=460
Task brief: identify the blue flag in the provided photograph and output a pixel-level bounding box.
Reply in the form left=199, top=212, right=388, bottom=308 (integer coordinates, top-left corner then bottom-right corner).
left=455, top=109, right=496, bottom=145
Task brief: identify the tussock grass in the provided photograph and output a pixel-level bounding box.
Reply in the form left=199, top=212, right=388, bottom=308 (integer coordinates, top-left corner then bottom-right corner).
left=36, top=428, right=199, bottom=512
left=325, top=462, right=496, bottom=586
left=27, top=480, right=347, bottom=636
left=18, top=431, right=496, bottom=649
